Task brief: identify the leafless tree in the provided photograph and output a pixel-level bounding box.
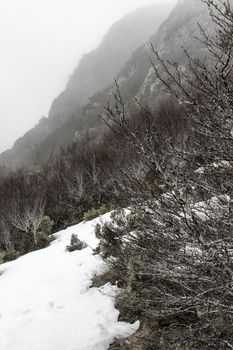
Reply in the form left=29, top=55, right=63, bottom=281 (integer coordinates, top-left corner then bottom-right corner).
left=99, top=1, right=233, bottom=348
left=11, top=197, right=45, bottom=247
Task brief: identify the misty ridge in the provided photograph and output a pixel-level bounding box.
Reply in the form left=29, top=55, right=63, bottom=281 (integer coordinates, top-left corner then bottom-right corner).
left=1, top=0, right=233, bottom=349
left=0, top=1, right=174, bottom=168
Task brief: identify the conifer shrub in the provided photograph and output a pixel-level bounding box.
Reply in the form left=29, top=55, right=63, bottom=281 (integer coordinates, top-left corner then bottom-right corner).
left=62, top=199, right=100, bottom=229
left=95, top=209, right=142, bottom=258
left=38, top=216, right=54, bottom=235
left=3, top=250, right=19, bottom=263
left=66, top=234, right=87, bottom=252
left=0, top=250, right=6, bottom=263
left=83, top=204, right=108, bottom=222
left=36, top=215, right=54, bottom=249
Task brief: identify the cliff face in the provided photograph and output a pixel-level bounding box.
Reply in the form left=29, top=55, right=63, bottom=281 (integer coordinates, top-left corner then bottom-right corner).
left=48, top=3, right=174, bottom=124
left=63, top=3, right=174, bottom=108
left=116, top=0, right=210, bottom=105
left=0, top=0, right=212, bottom=168
left=0, top=3, right=173, bottom=168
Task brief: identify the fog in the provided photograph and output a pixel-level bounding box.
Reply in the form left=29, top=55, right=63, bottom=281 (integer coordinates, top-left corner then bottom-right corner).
left=0, top=0, right=175, bottom=153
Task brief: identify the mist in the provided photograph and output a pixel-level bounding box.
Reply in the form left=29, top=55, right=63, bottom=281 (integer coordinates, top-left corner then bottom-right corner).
left=0, top=0, right=175, bottom=153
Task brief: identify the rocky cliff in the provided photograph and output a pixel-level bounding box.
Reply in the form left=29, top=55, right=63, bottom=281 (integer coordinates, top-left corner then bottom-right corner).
left=0, top=0, right=211, bottom=168
left=0, top=3, right=173, bottom=168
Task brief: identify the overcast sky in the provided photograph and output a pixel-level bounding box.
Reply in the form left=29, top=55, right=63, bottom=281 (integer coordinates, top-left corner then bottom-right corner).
left=0, top=0, right=175, bottom=153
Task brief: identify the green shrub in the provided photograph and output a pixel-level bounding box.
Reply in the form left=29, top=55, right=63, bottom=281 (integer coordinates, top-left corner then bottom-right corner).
left=66, top=234, right=87, bottom=252
left=37, top=232, right=54, bottom=249
left=38, top=216, right=54, bottom=235
left=0, top=250, right=6, bottom=264
left=61, top=199, right=99, bottom=229
left=94, top=223, right=102, bottom=239
left=83, top=205, right=108, bottom=222
left=95, top=209, right=142, bottom=258
left=95, top=217, right=126, bottom=258
left=3, top=250, right=19, bottom=263
left=35, top=215, right=54, bottom=249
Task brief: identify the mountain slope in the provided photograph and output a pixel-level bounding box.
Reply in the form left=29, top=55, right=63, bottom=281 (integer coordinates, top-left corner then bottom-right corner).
left=0, top=3, right=173, bottom=168
left=1, top=0, right=213, bottom=168
left=17, top=0, right=211, bottom=167
left=117, top=0, right=212, bottom=106
left=57, top=2, right=174, bottom=110
left=0, top=213, right=139, bottom=350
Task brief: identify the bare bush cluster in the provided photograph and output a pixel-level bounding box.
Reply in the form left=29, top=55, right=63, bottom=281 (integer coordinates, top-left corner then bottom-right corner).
left=97, top=1, right=233, bottom=348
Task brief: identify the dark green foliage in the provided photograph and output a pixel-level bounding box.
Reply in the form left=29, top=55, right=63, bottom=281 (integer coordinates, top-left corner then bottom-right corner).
left=35, top=216, right=54, bottom=249
left=61, top=199, right=97, bottom=229
left=3, top=251, right=19, bottom=263
left=0, top=250, right=5, bottom=264
left=66, top=234, right=87, bottom=252
left=36, top=232, right=54, bottom=249
left=83, top=205, right=109, bottom=222
left=95, top=210, right=129, bottom=258
left=95, top=209, right=143, bottom=259
left=38, top=216, right=54, bottom=235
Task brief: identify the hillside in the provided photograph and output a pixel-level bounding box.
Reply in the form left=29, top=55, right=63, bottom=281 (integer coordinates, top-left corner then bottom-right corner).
left=1, top=0, right=233, bottom=348
left=1, top=0, right=210, bottom=168
left=0, top=2, right=173, bottom=168
left=27, top=0, right=210, bottom=167
left=0, top=213, right=139, bottom=350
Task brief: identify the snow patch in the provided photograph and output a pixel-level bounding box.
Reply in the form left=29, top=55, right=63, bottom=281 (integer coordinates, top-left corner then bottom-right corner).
left=0, top=213, right=139, bottom=350
left=195, top=160, right=232, bottom=174
left=191, top=195, right=230, bottom=221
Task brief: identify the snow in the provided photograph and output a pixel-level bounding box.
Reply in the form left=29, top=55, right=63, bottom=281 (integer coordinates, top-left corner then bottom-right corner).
left=0, top=213, right=139, bottom=350
left=191, top=195, right=230, bottom=221
left=185, top=243, right=202, bottom=257
left=195, top=160, right=232, bottom=174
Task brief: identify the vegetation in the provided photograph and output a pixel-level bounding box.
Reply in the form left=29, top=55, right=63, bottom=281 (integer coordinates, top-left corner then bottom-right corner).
left=83, top=205, right=109, bottom=222
left=66, top=234, right=87, bottom=252
left=98, top=0, right=233, bottom=348
left=0, top=0, right=232, bottom=348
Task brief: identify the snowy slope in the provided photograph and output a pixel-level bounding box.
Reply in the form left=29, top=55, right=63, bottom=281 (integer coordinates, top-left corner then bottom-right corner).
left=0, top=213, right=139, bottom=350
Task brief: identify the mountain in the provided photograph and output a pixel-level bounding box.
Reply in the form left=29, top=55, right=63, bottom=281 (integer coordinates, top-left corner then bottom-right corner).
left=1, top=0, right=213, bottom=169
left=0, top=2, right=173, bottom=168
left=117, top=0, right=212, bottom=106
left=1, top=0, right=232, bottom=347
left=57, top=3, right=174, bottom=110
left=29, top=0, right=210, bottom=165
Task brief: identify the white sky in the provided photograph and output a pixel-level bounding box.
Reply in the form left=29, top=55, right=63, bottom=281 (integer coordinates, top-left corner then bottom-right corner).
left=0, top=0, right=175, bottom=152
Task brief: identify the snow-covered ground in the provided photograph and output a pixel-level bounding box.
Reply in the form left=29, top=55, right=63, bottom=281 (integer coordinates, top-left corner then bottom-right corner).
left=0, top=213, right=139, bottom=350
